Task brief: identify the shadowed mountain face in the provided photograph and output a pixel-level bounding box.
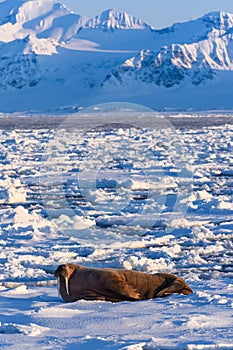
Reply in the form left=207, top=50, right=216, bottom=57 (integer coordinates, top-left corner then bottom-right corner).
left=0, top=1, right=233, bottom=111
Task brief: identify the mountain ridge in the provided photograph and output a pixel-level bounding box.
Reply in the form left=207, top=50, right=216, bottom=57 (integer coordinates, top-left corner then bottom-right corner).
left=84, top=9, right=149, bottom=31
left=103, top=32, right=233, bottom=89
left=0, top=1, right=233, bottom=111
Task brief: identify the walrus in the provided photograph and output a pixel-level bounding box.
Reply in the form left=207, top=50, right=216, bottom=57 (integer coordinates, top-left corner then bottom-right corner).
left=54, top=264, right=193, bottom=302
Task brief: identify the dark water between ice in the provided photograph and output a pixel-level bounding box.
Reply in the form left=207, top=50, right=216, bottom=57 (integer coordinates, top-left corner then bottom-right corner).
left=0, top=113, right=233, bottom=130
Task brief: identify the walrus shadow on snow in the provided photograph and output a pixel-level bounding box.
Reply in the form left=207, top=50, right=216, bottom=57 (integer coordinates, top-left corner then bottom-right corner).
left=54, top=264, right=193, bottom=303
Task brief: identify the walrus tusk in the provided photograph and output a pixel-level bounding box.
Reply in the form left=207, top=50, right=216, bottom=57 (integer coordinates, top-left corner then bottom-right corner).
left=65, top=276, right=70, bottom=295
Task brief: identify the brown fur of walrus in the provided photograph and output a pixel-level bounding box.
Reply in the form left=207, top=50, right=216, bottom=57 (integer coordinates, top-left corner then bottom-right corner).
left=54, top=264, right=193, bottom=303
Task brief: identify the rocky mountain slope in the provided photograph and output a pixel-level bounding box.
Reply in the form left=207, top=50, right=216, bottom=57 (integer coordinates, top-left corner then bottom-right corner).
left=1, top=0, right=233, bottom=111
left=104, top=35, right=233, bottom=88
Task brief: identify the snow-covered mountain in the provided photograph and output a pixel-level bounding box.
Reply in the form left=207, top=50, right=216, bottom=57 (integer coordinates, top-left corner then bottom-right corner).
left=152, top=11, right=233, bottom=44
left=1, top=1, right=233, bottom=111
left=104, top=33, right=233, bottom=88
left=102, top=11, right=233, bottom=89
left=0, top=35, right=43, bottom=90
left=0, top=0, right=88, bottom=42
left=84, top=9, right=148, bottom=31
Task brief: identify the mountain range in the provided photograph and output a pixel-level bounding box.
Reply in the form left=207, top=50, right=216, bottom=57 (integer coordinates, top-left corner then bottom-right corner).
left=1, top=0, right=233, bottom=112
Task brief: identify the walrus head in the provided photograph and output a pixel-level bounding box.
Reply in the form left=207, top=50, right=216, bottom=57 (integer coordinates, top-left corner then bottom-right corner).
left=54, top=264, right=76, bottom=296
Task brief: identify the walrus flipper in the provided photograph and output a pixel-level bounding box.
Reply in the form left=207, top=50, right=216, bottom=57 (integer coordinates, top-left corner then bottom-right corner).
left=156, top=279, right=193, bottom=298
left=103, top=272, right=141, bottom=301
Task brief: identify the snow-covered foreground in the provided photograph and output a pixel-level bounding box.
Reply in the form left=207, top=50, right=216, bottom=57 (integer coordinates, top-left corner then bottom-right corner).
left=0, top=281, right=232, bottom=349
left=0, top=111, right=233, bottom=349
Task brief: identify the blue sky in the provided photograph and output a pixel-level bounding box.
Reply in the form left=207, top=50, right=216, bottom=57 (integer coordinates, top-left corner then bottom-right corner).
left=63, top=0, right=233, bottom=28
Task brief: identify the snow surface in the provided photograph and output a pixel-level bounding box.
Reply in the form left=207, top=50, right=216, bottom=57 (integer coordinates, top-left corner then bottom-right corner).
left=0, top=112, right=232, bottom=349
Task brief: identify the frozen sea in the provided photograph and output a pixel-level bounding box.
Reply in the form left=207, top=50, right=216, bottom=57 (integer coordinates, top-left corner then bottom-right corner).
left=0, top=108, right=232, bottom=349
